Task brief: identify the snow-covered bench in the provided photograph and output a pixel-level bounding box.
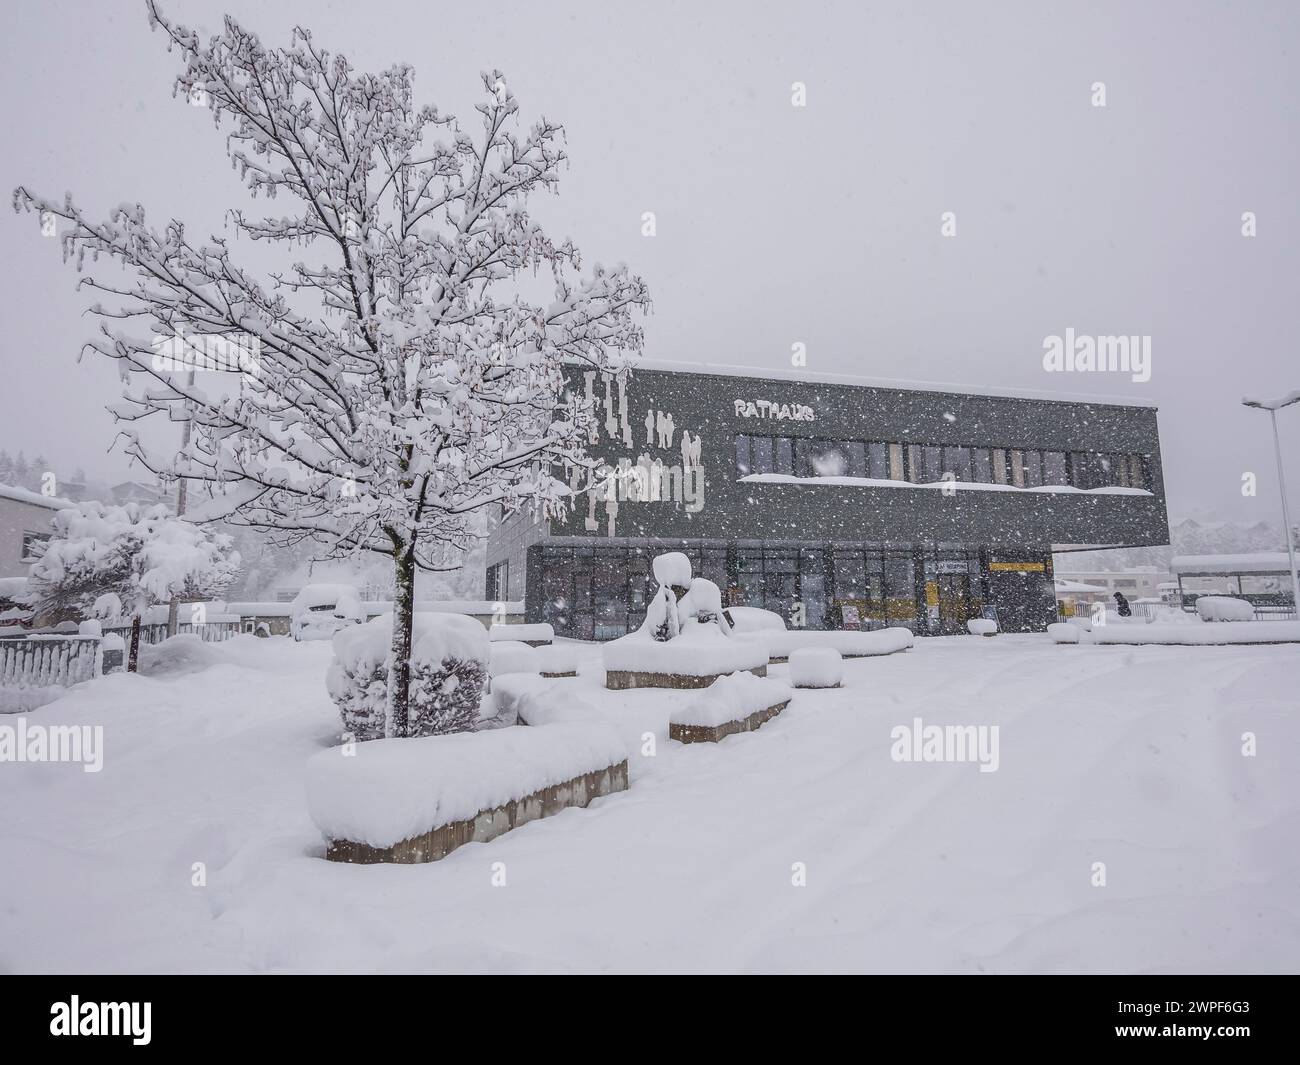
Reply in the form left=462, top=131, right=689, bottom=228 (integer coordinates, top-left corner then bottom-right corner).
left=764, top=626, right=913, bottom=663
left=307, top=722, right=628, bottom=863
left=489, top=622, right=553, bottom=646
left=603, top=625, right=769, bottom=689
left=669, top=672, right=793, bottom=744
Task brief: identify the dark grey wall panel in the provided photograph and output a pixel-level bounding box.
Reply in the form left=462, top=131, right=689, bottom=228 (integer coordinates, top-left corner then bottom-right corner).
left=548, top=366, right=1170, bottom=550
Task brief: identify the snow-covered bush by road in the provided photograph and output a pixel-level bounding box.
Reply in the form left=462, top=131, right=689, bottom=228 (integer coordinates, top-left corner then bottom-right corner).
left=1195, top=596, right=1256, bottom=622
left=327, top=614, right=488, bottom=740
left=967, top=619, right=998, bottom=636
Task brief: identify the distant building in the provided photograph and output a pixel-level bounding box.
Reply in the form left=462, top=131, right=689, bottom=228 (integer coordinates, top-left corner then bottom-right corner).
left=1049, top=567, right=1167, bottom=602
left=111, top=480, right=167, bottom=506
left=0, top=482, right=76, bottom=579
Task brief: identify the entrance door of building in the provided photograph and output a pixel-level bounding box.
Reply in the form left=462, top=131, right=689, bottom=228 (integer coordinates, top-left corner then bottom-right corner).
left=935, top=573, right=972, bottom=635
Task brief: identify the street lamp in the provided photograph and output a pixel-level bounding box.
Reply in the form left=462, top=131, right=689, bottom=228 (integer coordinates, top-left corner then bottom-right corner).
left=1242, top=391, right=1300, bottom=618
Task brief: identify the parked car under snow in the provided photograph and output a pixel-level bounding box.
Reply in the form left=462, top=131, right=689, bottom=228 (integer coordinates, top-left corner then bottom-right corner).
left=290, top=584, right=364, bottom=642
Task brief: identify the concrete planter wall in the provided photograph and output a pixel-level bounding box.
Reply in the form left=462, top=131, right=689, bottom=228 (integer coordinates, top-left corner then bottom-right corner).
left=324, top=759, right=630, bottom=864
left=605, top=664, right=767, bottom=691
left=669, top=699, right=789, bottom=744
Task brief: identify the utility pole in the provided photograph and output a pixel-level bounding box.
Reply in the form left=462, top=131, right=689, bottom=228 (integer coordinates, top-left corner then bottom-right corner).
left=166, top=367, right=196, bottom=638
left=1242, top=392, right=1300, bottom=618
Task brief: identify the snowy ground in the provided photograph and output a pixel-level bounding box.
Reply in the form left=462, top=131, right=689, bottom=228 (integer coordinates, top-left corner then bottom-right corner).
left=1, top=633, right=1297, bottom=974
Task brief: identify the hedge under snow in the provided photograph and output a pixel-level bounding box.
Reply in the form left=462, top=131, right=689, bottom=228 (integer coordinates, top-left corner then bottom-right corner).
left=327, top=613, right=489, bottom=740
left=305, top=721, right=626, bottom=849
left=1194, top=596, right=1256, bottom=623
left=603, top=619, right=769, bottom=676
left=766, top=626, right=914, bottom=659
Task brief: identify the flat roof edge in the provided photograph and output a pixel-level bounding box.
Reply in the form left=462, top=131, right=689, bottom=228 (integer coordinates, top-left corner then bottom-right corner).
left=615, top=358, right=1160, bottom=410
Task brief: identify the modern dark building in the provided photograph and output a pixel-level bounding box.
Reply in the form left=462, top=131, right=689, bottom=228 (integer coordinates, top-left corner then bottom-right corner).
left=486, top=363, right=1170, bottom=639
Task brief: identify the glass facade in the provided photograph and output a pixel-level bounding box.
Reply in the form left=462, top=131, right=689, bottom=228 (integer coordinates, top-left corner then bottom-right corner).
left=734, top=432, right=1149, bottom=490
left=531, top=540, right=1023, bottom=639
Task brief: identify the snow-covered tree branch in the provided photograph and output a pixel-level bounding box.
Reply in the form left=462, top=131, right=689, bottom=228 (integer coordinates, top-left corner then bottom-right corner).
left=13, top=1, right=650, bottom=735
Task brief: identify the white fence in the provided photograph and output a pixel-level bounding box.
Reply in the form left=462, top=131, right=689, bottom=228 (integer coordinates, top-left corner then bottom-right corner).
left=101, top=620, right=242, bottom=646
left=0, top=635, right=101, bottom=689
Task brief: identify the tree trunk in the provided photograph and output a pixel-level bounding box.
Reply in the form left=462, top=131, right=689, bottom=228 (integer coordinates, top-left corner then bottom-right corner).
left=127, top=614, right=141, bottom=673
left=386, top=547, right=417, bottom=738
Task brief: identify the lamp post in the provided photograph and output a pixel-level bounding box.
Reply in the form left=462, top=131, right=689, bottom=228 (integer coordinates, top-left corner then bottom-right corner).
left=1242, top=391, right=1300, bottom=618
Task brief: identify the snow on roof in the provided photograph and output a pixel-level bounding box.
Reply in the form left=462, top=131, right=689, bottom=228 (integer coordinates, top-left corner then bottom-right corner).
left=628, top=358, right=1159, bottom=409
left=1171, top=553, right=1298, bottom=575
left=222, top=599, right=525, bottom=618
left=0, top=482, right=76, bottom=510
left=1054, top=578, right=1108, bottom=593
left=1241, top=390, right=1300, bottom=411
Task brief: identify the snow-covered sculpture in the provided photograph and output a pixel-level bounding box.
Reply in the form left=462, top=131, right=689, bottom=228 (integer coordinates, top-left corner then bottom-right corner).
left=640, top=552, right=732, bottom=642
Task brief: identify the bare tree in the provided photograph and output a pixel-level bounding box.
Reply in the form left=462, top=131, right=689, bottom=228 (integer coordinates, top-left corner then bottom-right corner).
left=13, top=2, right=649, bottom=735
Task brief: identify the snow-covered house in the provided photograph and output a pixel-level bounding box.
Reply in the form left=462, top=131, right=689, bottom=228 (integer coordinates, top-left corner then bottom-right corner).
left=487, top=363, right=1171, bottom=638
left=0, top=481, right=76, bottom=580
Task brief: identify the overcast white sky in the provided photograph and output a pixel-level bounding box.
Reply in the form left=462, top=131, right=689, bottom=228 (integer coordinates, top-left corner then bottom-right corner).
left=2, top=0, right=1297, bottom=525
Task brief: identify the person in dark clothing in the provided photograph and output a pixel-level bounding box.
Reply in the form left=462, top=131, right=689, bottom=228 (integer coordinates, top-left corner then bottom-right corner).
left=1113, top=591, right=1132, bottom=617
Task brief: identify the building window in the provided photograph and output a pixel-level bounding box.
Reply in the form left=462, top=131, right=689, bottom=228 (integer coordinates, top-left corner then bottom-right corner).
left=735, top=434, right=751, bottom=476
left=485, top=560, right=509, bottom=602
left=774, top=437, right=794, bottom=476
left=804, top=440, right=848, bottom=477
left=1127, top=454, right=1147, bottom=490
left=21, top=531, right=50, bottom=563
left=944, top=446, right=971, bottom=482
left=992, top=448, right=1008, bottom=485
left=869, top=442, right=890, bottom=479
left=972, top=448, right=992, bottom=483
left=750, top=435, right=774, bottom=475
left=1009, top=449, right=1025, bottom=488
left=1022, top=449, right=1043, bottom=488
left=1043, top=450, right=1067, bottom=486
left=889, top=443, right=906, bottom=481
left=845, top=441, right=866, bottom=479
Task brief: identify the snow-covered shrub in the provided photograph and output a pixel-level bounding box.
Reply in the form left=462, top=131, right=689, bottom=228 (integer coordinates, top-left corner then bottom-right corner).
left=291, top=584, right=364, bottom=642
left=788, top=647, right=842, bottom=688
left=725, top=606, right=786, bottom=633
left=1195, top=596, right=1256, bottom=623
left=966, top=618, right=998, bottom=636
left=139, top=634, right=220, bottom=676
left=78, top=619, right=103, bottom=638
left=489, top=640, right=541, bottom=678
left=328, top=614, right=489, bottom=741
left=25, top=500, right=239, bottom=626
